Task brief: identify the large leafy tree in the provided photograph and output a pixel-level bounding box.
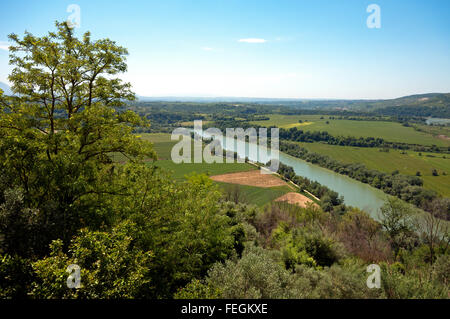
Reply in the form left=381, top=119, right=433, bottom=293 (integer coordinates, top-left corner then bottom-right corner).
left=0, top=22, right=154, bottom=257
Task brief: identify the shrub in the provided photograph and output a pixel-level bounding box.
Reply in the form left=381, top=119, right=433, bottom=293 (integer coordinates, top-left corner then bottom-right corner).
left=191, top=245, right=308, bottom=299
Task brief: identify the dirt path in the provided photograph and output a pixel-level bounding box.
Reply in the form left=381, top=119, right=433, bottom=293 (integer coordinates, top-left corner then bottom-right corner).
left=210, top=170, right=287, bottom=188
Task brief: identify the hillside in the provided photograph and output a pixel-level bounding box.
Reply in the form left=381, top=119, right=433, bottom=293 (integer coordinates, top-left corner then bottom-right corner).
left=372, top=93, right=450, bottom=117
left=274, top=93, right=450, bottom=116
left=136, top=93, right=450, bottom=117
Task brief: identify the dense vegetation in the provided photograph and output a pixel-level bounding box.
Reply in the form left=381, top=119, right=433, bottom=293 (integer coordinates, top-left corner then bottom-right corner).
left=0, top=23, right=449, bottom=300
left=247, top=93, right=450, bottom=117
left=294, top=142, right=450, bottom=197
left=272, top=162, right=346, bottom=214
left=279, top=141, right=450, bottom=220
left=279, top=127, right=449, bottom=153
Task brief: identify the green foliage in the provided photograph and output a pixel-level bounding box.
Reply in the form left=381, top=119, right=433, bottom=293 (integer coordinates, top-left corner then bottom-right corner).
left=192, top=245, right=305, bottom=299
left=30, top=221, right=153, bottom=299
left=295, top=142, right=450, bottom=197
left=0, top=254, right=34, bottom=298
left=432, top=255, right=450, bottom=285
left=116, top=170, right=240, bottom=297
left=293, top=261, right=384, bottom=299
left=380, top=262, right=448, bottom=299
left=174, top=279, right=222, bottom=299
left=379, top=197, right=419, bottom=257
left=1, top=22, right=448, bottom=301
left=272, top=223, right=344, bottom=269
left=0, top=22, right=155, bottom=258
left=251, top=114, right=449, bottom=146
left=336, top=209, right=392, bottom=262
left=0, top=188, right=41, bottom=257
left=177, top=246, right=384, bottom=299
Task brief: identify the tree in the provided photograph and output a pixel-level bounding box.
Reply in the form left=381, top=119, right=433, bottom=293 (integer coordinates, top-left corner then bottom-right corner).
left=379, top=197, right=417, bottom=258
left=337, top=209, right=391, bottom=262
left=30, top=221, right=153, bottom=299
left=0, top=21, right=155, bottom=256
left=416, top=212, right=449, bottom=264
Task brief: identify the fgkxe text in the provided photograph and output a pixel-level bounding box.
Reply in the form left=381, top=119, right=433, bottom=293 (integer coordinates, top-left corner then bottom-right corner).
left=226, top=303, right=268, bottom=314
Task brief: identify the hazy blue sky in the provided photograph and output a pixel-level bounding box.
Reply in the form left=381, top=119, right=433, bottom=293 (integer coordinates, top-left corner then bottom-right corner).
left=1, top=0, right=449, bottom=99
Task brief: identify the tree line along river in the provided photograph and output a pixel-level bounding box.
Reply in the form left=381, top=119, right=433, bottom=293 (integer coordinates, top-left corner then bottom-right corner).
left=195, top=129, right=387, bottom=219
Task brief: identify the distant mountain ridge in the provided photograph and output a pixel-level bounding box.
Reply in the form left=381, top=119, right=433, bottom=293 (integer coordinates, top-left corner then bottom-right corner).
left=137, top=93, right=450, bottom=117
left=2, top=83, right=448, bottom=117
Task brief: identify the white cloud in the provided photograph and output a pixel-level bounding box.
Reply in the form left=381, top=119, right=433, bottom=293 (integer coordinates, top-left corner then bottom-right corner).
left=0, top=41, right=10, bottom=51
left=238, top=38, right=267, bottom=43
left=202, top=47, right=214, bottom=51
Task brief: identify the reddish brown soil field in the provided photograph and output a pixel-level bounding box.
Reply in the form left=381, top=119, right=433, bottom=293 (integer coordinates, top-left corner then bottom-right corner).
left=210, top=170, right=287, bottom=188
left=274, top=192, right=318, bottom=208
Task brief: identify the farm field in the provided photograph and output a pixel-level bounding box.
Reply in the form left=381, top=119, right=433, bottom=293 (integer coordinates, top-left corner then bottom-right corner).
left=140, top=133, right=306, bottom=206
left=138, top=133, right=256, bottom=179
left=153, top=160, right=256, bottom=181
left=297, top=142, right=450, bottom=197
left=140, top=133, right=177, bottom=159
left=274, top=192, right=318, bottom=208
left=412, top=124, right=450, bottom=140
left=215, top=182, right=293, bottom=207
left=251, top=114, right=450, bottom=146
left=210, top=170, right=287, bottom=187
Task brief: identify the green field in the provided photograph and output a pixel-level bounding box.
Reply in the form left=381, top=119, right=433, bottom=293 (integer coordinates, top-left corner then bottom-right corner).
left=251, top=114, right=450, bottom=146
left=138, top=133, right=292, bottom=206
left=139, top=133, right=177, bottom=159
left=153, top=159, right=256, bottom=180
left=413, top=124, right=450, bottom=140
left=215, top=182, right=293, bottom=207
left=138, top=133, right=255, bottom=176
left=296, top=142, right=450, bottom=197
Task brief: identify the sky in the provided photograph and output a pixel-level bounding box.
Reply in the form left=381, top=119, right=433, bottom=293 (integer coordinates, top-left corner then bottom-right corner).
left=0, top=0, right=449, bottom=99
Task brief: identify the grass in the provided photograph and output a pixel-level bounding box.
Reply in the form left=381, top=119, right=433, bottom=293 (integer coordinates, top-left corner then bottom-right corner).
left=215, top=182, right=293, bottom=207
left=137, top=132, right=256, bottom=179
left=116, top=133, right=313, bottom=207
left=250, top=114, right=450, bottom=147
left=296, top=142, right=450, bottom=197
left=153, top=160, right=256, bottom=181
left=139, top=133, right=176, bottom=159
left=139, top=133, right=294, bottom=206
left=412, top=124, right=450, bottom=139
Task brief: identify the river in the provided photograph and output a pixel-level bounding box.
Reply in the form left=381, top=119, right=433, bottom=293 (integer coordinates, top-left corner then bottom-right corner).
left=425, top=117, right=450, bottom=125
left=195, top=129, right=387, bottom=219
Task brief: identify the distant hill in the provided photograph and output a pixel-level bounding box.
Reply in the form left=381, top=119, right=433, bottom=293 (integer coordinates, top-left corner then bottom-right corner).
left=0, top=82, right=12, bottom=95
left=137, top=95, right=309, bottom=103
left=370, top=93, right=450, bottom=117
left=263, top=93, right=450, bottom=116
left=137, top=93, right=450, bottom=117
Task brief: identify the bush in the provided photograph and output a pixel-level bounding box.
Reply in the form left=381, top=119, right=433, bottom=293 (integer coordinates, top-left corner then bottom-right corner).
left=272, top=223, right=344, bottom=269
left=432, top=255, right=450, bottom=285
left=30, top=222, right=153, bottom=299
left=0, top=254, right=34, bottom=298
left=186, top=245, right=308, bottom=299
left=293, top=261, right=384, bottom=299
left=380, top=262, right=448, bottom=299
